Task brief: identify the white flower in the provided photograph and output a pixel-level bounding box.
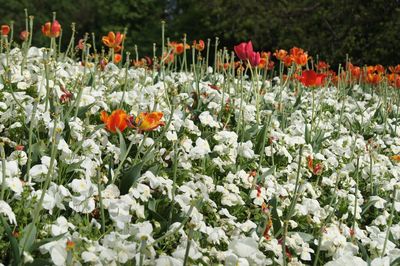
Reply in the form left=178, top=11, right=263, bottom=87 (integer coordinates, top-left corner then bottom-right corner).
left=155, top=256, right=182, bottom=266
left=53, top=217, right=75, bottom=236
left=228, top=237, right=266, bottom=264
left=166, top=130, right=178, bottom=141
left=8, top=150, right=28, bottom=166
left=6, top=177, right=23, bottom=195
left=189, top=138, right=211, bottom=160
left=238, top=141, right=256, bottom=159
left=199, top=111, right=220, bottom=128
left=0, top=200, right=17, bottom=224
left=39, top=239, right=67, bottom=266
left=324, top=255, right=367, bottom=266
left=29, top=164, right=48, bottom=182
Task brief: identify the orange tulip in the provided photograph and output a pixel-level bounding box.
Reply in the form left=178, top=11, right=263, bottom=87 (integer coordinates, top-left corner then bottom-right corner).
left=41, top=20, right=61, bottom=38
left=133, top=112, right=165, bottom=132
left=102, top=31, right=124, bottom=52
left=274, top=49, right=287, bottom=61
left=100, top=109, right=131, bottom=133
left=1, top=25, right=10, bottom=36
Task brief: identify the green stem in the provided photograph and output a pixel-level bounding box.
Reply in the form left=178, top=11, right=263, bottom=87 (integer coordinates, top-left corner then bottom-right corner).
left=381, top=187, right=397, bottom=257
left=97, top=169, right=106, bottom=234
left=183, top=227, right=194, bottom=266
left=0, top=143, right=7, bottom=201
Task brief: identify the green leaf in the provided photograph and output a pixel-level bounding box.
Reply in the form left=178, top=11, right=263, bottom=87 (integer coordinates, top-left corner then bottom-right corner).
left=65, top=160, right=85, bottom=173
left=293, top=88, right=303, bottom=109
left=270, top=197, right=282, bottom=238
left=243, top=124, right=260, bottom=141
left=357, top=240, right=370, bottom=263
left=0, top=215, right=20, bottom=266
left=304, top=120, right=311, bottom=144
left=119, top=162, right=143, bottom=195
left=361, top=199, right=378, bottom=216
left=391, top=256, right=400, bottom=266
left=28, top=233, right=66, bottom=252
left=31, top=141, right=47, bottom=162
left=254, top=120, right=269, bottom=155
left=117, top=129, right=127, bottom=162
left=77, top=103, right=95, bottom=119
left=19, top=222, right=37, bottom=252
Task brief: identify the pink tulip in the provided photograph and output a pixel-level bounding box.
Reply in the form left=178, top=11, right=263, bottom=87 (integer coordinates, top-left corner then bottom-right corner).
left=248, top=51, right=261, bottom=67
left=234, top=42, right=248, bottom=61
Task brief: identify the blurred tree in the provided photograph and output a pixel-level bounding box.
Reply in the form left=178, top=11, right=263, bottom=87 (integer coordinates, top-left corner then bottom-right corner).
left=0, top=0, right=398, bottom=67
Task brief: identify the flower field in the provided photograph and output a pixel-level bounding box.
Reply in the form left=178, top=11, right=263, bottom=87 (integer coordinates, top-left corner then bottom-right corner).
left=0, top=18, right=400, bottom=266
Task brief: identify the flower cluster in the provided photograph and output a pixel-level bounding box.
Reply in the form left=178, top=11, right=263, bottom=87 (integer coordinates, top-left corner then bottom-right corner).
left=0, top=18, right=399, bottom=266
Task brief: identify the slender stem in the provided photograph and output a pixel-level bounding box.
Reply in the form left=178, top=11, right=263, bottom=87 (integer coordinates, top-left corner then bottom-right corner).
left=0, top=143, right=7, bottom=201
left=351, top=156, right=360, bottom=242
left=168, top=142, right=179, bottom=226
left=282, top=145, right=303, bottom=266
left=139, top=237, right=147, bottom=266
left=97, top=169, right=106, bottom=234
left=183, top=227, right=194, bottom=266
left=381, top=187, right=397, bottom=257
left=25, top=101, right=38, bottom=182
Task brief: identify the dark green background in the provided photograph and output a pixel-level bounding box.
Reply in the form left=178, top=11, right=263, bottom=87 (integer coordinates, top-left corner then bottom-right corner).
left=1, top=0, right=399, bottom=68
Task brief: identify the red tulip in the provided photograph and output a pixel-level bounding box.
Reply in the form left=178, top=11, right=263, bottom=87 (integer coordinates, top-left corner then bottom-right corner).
left=299, top=70, right=326, bottom=88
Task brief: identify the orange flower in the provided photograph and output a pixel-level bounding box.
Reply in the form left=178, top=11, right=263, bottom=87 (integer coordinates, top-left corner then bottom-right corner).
left=102, top=31, right=124, bottom=52
left=100, top=109, right=131, bottom=133
left=290, top=47, right=308, bottom=66
left=66, top=240, right=75, bottom=251
left=114, top=54, right=122, bottom=64
left=315, top=61, right=330, bottom=72
left=391, top=155, right=400, bottom=162
left=169, top=42, right=190, bottom=55
left=133, top=112, right=165, bottom=132
left=274, top=49, right=287, bottom=61
left=193, top=40, right=205, bottom=51
left=389, top=64, right=400, bottom=74
left=41, top=20, right=61, bottom=38
left=282, top=55, right=293, bottom=67
left=1, top=25, right=10, bottom=36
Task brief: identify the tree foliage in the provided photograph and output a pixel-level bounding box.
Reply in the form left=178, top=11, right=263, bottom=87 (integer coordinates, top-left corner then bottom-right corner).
left=0, top=0, right=399, bottom=66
